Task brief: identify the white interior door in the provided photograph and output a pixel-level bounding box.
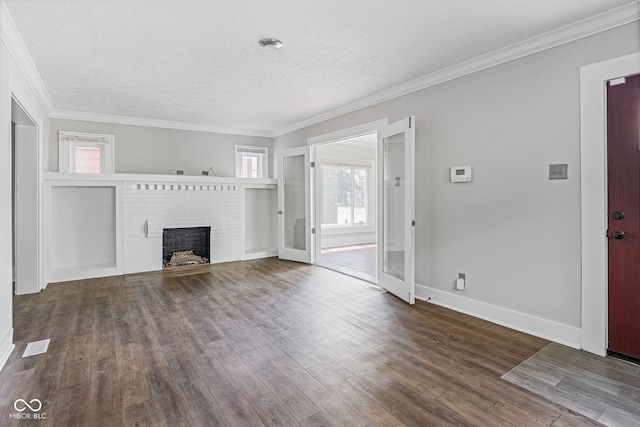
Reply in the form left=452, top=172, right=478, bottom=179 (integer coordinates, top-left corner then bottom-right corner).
left=278, top=146, right=313, bottom=263
left=377, top=117, right=415, bottom=304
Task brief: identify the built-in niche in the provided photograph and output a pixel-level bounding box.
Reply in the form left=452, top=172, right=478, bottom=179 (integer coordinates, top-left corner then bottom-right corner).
left=243, top=188, right=277, bottom=259
left=49, top=184, right=120, bottom=281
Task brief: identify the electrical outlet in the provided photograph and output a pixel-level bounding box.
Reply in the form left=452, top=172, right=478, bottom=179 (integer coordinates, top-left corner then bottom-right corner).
left=456, top=273, right=465, bottom=291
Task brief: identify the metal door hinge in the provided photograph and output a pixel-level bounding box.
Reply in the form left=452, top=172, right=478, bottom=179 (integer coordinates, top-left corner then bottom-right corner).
left=310, top=162, right=315, bottom=167
left=311, top=227, right=316, bottom=234
left=409, top=117, right=412, bottom=128
left=412, top=220, right=416, bottom=226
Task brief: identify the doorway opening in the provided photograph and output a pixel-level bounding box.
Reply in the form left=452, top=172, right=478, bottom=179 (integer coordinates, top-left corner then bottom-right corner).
left=11, top=97, right=40, bottom=295
left=314, top=133, right=377, bottom=283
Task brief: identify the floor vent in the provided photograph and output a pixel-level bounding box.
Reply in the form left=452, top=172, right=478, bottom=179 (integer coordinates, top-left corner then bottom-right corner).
left=22, top=339, right=51, bottom=358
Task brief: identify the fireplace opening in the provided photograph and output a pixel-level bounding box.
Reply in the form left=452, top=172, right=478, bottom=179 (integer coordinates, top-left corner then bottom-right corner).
left=162, top=226, right=211, bottom=268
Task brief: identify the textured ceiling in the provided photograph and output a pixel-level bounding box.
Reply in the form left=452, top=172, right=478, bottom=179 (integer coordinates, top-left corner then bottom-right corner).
left=3, top=0, right=635, bottom=135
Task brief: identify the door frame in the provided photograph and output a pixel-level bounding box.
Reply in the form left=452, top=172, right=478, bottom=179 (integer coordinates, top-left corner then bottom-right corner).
left=10, top=75, right=45, bottom=294
left=307, top=119, right=388, bottom=268
left=580, top=52, right=640, bottom=356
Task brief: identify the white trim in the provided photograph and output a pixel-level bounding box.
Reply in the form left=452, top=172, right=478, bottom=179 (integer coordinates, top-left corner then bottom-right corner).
left=9, top=76, right=42, bottom=126
left=10, top=75, right=45, bottom=294
left=580, top=52, right=640, bottom=356
left=307, top=119, right=388, bottom=146
left=44, top=180, right=123, bottom=283
left=317, top=155, right=375, bottom=168
left=274, top=2, right=639, bottom=137
left=58, top=130, right=115, bottom=174
left=0, top=1, right=54, bottom=115
left=235, top=145, right=269, bottom=179
left=416, top=284, right=582, bottom=349
left=50, top=109, right=274, bottom=138
left=308, top=119, right=385, bottom=265
left=43, top=171, right=276, bottom=185
left=0, top=327, right=14, bottom=373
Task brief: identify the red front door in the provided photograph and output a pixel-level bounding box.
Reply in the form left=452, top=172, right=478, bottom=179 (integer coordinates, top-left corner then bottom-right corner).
left=607, top=73, right=640, bottom=360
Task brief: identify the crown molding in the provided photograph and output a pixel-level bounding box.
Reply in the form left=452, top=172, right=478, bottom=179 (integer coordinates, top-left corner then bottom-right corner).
left=273, top=1, right=640, bottom=137
left=1, top=0, right=271, bottom=138
left=49, top=109, right=274, bottom=138
left=0, top=0, right=54, bottom=115
left=2, top=0, right=637, bottom=139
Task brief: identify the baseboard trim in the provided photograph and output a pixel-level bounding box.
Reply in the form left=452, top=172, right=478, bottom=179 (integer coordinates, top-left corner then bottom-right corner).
left=415, top=284, right=581, bottom=349
left=0, top=327, right=15, bottom=373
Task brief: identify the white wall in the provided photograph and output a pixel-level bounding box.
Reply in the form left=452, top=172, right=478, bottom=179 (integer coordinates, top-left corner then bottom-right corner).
left=274, top=22, right=640, bottom=346
left=49, top=119, right=273, bottom=177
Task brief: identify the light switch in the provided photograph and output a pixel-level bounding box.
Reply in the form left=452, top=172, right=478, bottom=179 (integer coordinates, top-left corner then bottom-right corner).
left=549, top=164, right=568, bottom=180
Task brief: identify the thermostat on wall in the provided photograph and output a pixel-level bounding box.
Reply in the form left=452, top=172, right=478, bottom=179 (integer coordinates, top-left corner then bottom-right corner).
left=450, top=166, right=472, bottom=183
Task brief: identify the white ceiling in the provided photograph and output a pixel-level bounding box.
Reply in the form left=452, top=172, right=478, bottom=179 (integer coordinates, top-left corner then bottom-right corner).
left=3, top=0, right=636, bottom=136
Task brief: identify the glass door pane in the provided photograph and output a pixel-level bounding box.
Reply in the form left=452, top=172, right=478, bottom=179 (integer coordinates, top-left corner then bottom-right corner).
left=383, top=132, right=405, bottom=281
left=283, top=154, right=306, bottom=251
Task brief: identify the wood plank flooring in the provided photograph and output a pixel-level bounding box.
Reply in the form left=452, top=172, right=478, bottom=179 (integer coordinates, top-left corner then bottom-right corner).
left=0, top=258, right=603, bottom=426
left=503, top=342, right=640, bottom=427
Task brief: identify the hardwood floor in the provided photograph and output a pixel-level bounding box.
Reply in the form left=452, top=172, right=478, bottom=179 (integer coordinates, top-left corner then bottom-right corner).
left=1, top=258, right=601, bottom=426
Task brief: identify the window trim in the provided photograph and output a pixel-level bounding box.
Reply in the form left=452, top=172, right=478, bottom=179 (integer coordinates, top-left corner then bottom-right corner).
left=59, top=131, right=115, bottom=174
left=235, top=145, right=269, bottom=179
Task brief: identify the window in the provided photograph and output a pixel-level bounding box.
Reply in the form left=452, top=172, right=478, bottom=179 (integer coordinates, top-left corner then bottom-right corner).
left=321, top=164, right=370, bottom=226
left=235, top=145, right=268, bottom=179
left=59, top=131, right=115, bottom=174
left=74, top=146, right=101, bottom=173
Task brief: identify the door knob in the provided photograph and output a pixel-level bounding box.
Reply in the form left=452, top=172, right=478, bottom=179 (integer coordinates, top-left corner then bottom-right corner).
left=612, top=230, right=625, bottom=239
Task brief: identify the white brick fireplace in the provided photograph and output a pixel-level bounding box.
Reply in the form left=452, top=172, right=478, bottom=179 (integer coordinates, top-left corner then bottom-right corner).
left=44, top=173, right=277, bottom=283
left=124, top=182, right=242, bottom=273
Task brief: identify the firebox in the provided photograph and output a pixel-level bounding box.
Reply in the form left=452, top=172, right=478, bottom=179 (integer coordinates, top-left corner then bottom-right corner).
left=162, top=226, right=211, bottom=267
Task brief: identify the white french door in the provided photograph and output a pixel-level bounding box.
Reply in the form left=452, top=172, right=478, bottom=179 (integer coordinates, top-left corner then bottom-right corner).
left=278, top=146, right=314, bottom=263
left=377, top=117, right=415, bottom=304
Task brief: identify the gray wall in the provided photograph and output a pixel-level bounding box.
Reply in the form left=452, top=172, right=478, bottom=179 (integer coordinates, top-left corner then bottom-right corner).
left=274, top=22, right=640, bottom=329
left=49, top=119, right=273, bottom=177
